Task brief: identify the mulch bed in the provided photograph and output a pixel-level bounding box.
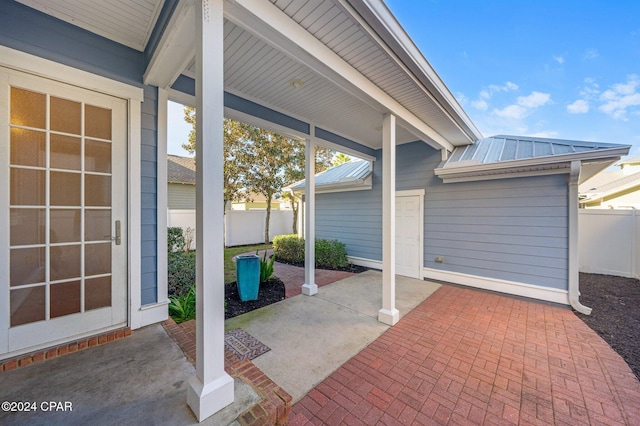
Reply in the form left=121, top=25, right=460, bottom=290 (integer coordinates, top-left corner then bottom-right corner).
left=224, top=277, right=285, bottom=319
left=275, top=259, right=369, bottom=273
left=575, top=273, right=640, bottom=381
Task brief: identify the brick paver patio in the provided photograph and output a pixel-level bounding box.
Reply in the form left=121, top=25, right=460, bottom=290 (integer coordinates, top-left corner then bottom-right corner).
left=290, top=285, right=640, bottom=425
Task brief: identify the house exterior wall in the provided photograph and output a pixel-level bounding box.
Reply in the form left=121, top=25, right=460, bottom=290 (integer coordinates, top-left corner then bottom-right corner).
left=584, top=186, right=640, bottom=209
left=0, top=1, right=159, bottom=305
left=316, top=141, right=569, bottom=291
left=169, top=183, right=196, bottom=210
left=141, top=86, right=158, bottom=305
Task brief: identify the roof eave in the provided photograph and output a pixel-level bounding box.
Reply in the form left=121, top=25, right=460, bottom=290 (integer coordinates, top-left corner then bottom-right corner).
left=435, top=146, right=630, bottom=183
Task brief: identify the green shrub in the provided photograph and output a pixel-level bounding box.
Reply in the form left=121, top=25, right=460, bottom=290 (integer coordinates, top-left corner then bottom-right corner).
left=169, top=285, right=196, bottom=323
left=168, top=227, right=187, bottom=253
left=315, top=239, right=348, bottom=268
left=257, top=250, right=275, bottom=283
left=168, top=251, right=196, bottom=296
left=273, top=234, right=348, bottom=269
left=273, top=234, right=305, bottom=263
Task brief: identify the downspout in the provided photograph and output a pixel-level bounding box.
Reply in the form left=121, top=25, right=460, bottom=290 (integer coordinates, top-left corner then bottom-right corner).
left=568, top=161, right=592, bottom=314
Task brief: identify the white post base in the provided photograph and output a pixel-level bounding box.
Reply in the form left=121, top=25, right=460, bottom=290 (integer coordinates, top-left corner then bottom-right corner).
left=301, top=283, right=318, bottom=296
left=378, top=308, right=399, bottom=326
left=187, top=373, right=234, bottom=422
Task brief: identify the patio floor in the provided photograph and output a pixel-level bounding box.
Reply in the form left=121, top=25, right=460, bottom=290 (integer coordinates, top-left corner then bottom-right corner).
left=289, top=284, right=640, bottom=425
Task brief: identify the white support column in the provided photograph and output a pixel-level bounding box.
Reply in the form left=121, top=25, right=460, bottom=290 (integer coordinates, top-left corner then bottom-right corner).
left=302, top=138, right=318, bottom=296
left=379, top=113, right=399, bottom=325
left=187, top=0, right=234, bottom=421
left=568, top=161, right=592, bottom=315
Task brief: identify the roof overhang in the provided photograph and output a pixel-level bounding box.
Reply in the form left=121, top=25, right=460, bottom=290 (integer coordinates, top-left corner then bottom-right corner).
left=435, top=147, right=630, bottom=184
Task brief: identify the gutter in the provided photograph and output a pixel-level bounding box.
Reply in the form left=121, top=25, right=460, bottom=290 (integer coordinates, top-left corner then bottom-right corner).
left=568, top=161, right=592, bottom=315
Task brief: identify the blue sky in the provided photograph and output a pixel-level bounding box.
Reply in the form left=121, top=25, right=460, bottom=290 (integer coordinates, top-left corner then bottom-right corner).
left=386, top=0, right=640, bottom=157
left=168, top=0, right=640, bottom=158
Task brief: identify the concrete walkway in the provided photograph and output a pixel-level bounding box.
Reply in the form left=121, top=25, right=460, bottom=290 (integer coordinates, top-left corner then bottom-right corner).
left=225, top=270, right=441, bottom=402
left=290, top=284, right=640, bottom=425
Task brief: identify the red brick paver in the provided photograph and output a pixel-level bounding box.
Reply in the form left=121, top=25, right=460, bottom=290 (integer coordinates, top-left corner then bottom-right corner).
left=292, top=285, right=640, bottom=425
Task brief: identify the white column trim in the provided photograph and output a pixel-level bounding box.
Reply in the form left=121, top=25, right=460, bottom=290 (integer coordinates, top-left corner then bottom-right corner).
left=187, top=0, right=234, bottom=421
left=568, top=161, right=591, bottom=315
left=302, top=137, right=318, bottom=296
left=379, top=113, right=399, bottom=325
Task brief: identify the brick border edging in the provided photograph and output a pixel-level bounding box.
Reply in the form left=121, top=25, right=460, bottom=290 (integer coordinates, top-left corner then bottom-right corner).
left=0, top=327, right=132, bottom=374
left=162, top=318, right=292, bottom=425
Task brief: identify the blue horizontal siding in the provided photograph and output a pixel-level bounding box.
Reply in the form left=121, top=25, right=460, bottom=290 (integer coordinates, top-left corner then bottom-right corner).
left=425, top=174, right=568, bottom=289
left=0, top=0, right=143, bottom=86
left=140, top=86, right=158, bottom=305
left=316, top=141, right=569, bottom=290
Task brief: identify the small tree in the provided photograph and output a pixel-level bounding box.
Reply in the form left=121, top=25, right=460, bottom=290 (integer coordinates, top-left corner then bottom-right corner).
left=332, top=153, right=351, bottom=166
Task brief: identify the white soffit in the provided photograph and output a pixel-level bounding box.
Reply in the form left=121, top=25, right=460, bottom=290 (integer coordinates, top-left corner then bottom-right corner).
left=17, top=0, right=164, bottom=51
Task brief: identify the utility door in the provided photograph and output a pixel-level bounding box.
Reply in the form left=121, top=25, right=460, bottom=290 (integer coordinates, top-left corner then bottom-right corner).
left=395, top=195, right=422, bottom=279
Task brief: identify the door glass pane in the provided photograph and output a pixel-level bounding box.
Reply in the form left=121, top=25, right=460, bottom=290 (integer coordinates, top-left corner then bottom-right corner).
left=50, top=97, right=81, bottom=135
left=50, top=171, right=81, bottom=206
left=50, top=209, right=81, bottom=243
left=51, top=134, right=81, bottom=170
left=10, top=128, right=45, bottom=167
left=10, top=247, right=45, bottom=286
left=50, top=245, right=81, bottom=281
left=85, top=139, right=111, bottom=173
left=85, top=105, right=111, bottom=140
left=85, top=210, right=111, bottom=241
left=50, top=281, right=81, bottom=318
left=85, top=243, right=111, bottom=276
left=10, top=286, right=45, bottom=327
left=10, top=87, right=45, bottom=129
left=10, top=208, right=45, bottom=246
left=85, top=174, right=111, bottom=206
left=86, top=276, right=111, bottom=310
left=10, top=168, right=45, bottom=206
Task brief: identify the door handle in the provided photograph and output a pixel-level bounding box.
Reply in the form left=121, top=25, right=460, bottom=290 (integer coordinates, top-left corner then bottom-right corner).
left=115, top=220, right=121, bottom=245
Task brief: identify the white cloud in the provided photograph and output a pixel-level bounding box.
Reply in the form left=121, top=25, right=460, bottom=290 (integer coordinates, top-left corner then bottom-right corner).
left=567, top=99, right=589, bottom=114
left=516, top=91, right=552, bottom=108
left=493, top=104, right=527, bottom=119
left=488, top=82, right=519, bottom=93
left=598, top=75, right=640, bottom=120
left=528, top=130, right=560, bottom=138
left=584, top=48, right=599, bottom=60
left=553, top=55, right=565, bottom=64
left=471, top=99, right=488, bottom=111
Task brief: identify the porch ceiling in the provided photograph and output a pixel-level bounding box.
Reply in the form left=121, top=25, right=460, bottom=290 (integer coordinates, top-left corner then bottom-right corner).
left=19, top=0, right=483, bottom=153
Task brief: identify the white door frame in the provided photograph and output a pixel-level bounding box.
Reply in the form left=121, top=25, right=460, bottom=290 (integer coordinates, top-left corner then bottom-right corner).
left=0, top=47, right=153, bottom=359
left=396, top=189, right=424, bottom=280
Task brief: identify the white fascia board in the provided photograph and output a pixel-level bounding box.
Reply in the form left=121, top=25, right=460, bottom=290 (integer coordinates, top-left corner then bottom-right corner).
left=436, top=148, right=629, bottom=180
left=341, top=0, right=482, bottom=142
left=224, top=0, right=454, bottom=153
left=290, top=177, right=373, bottom=195
left=143, top=1, right=196, bottom=88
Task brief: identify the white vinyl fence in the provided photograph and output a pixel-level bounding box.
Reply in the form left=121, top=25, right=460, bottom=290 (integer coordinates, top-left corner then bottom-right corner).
left=167, top=209, right=294, bottom=248
left=579, top=209, right=640, bottom=279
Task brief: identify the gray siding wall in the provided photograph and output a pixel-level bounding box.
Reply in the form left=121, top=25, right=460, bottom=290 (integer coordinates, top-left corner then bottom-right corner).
left=424, top=175, right=568, bottom=290
left=0, top=3, right=161, bottom=304
left=168, top=183, right=196, bottom=209
left=141, top=86, right=158, bottom=305
left=316, top=141, right=569, bottom=290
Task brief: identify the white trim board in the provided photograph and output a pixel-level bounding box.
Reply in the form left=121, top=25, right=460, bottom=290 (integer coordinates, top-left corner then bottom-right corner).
left=422, top=268, right=569, bottom=306
left=348, top=256, right=382, bottom=270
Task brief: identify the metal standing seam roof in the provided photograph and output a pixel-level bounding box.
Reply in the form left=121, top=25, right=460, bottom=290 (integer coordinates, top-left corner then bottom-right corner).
left=167, top=155, right=196, bottom=184
left=287, top=159, right=372, bottom=192
left=445, top=135, right=627, bottom=166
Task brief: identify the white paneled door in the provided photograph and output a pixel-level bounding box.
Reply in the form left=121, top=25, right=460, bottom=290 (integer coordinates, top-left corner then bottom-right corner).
left=0, top=69, right=127, bottom=357
left=395, top=195, right=422, bottom=279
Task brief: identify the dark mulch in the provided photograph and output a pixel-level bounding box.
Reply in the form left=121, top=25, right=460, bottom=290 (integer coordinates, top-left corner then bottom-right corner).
left=275, top=259, right=369, bottom=273
left=575, top=273, right=640, bottom=381
left=224, top=277, right=285, bottom=319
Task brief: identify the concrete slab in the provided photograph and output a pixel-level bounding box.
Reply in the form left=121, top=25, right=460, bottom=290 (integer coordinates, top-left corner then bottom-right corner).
left=225, top=271, right=439, bottom=402
left=0, top=325, right=258, bottom=426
